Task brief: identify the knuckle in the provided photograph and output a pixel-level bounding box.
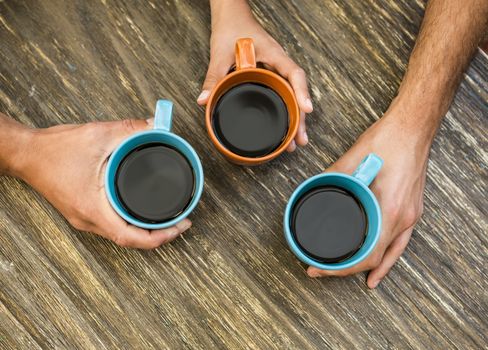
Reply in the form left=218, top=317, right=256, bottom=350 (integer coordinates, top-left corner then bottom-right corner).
left=367, top=254, right=382, bottom=269
left=292, top=67, right=306, bottom=78
left=85, top=124, right=113, bottom=146
left=80, top=207, right=97, bottom=223
left=403, top=208, right=419, bottom=228
left=84, top=122, right=106, bottom=139
left=402, top=204, right=423, bottom=229
left=160, top=228, right=179, bottom=244
left=121, top=119, right=138, bottom=133
left=203, top=78, right=217, bottom=88
left=68, top=217, right=87, bottom=231
left=113, top=235, right=129, bottom=248
left=384, top=199, right=424, bottom=230
left=147, top=240, right=163, bottom=250
left=87, top=121, right=104, bottom=129
left=384, top=201, right=402, bottom=223
left=272, top=43, right=286, bottom=56
left=204, top=68, right=223, bottom=85
left=145, top=234, right=170, bottom=250
left=269, top=41, right=285, bottom=52
left=203, top=79, right=217, bottom=91
left=166, top=227, right=179, bottom=237
left=91, top=120, right=111, bottom=131
left=263, top=46, right=285, bottom=60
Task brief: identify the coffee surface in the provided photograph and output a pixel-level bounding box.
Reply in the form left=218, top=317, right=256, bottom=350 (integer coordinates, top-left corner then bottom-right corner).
left=291, top=186, right=367, bottom=263
left=115, top=143, right=194, bottom=223
left=212, top=83, right=288, bottom=157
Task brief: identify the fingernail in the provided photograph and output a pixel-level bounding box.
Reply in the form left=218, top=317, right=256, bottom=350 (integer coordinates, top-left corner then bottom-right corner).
left=305, top=98, right=313, bottom=111
left=180, top=220, right=192, bottom=232
left=146, top=118, right=154, bottom=127
left=371, top=280, right=380, bottom=288
left=197, top=90, right=210, bottom=102
left=303, top=132, right=308, bottom=144
left=287, top=140, right=296, bottom=152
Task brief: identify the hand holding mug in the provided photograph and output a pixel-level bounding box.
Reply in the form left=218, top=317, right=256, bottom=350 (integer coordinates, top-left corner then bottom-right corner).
left=16, top=117, right=192, bottom=249
left=285, top=153, right=383, bottom=276
left=106, top=100, right=204, bottom=230
left=205, top=38, right=301, bottom=165
left=306, top=116, right=428, bottom=288
left=198, top=1, right=312, bottom=150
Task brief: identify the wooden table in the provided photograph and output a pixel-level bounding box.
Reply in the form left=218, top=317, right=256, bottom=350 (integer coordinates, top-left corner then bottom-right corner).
left=1, top=1, right=487, bottom=348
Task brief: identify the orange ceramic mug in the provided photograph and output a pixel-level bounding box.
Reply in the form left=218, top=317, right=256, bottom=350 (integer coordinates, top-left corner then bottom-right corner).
left=205, top=38, right=300, bottom=166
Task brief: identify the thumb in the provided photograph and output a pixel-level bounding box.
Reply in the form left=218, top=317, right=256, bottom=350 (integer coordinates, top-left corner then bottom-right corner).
left=323, top=158, right=355, bottom=175
left=104, top=119, right=152, bottom=151
left=324, top=150, right=366, bottom=175
left=114, top=118, right=152, bottom=137
left=323, top=158, right=343, bottom=174
left=197, top=59, right=232, bottom=106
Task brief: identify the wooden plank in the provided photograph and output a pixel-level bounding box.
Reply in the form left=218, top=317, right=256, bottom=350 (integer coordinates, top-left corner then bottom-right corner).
left=0, top=301, right=42, bottom=350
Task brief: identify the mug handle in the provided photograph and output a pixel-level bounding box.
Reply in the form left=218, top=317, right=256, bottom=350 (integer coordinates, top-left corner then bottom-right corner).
left=154, top=99, right=173, bottom=132
left=352, top=153, right=383, bottom=186
left=235, top=38, right=256, bottom=70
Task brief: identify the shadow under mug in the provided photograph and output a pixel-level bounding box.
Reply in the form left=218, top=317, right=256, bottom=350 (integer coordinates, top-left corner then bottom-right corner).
left=284, top=154, right=383, bottom=270
left=205, top=38, right=300, bottom=166
left=105, top=100, right=204, bottom=230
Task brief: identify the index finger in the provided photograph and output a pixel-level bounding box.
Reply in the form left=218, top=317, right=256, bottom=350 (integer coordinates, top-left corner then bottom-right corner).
left=94, top=198, right=191, bottom=249
left=307, top=258, right=373, bottom=278
left=265, top=53, right=313, bottom=113
left=107, top=219, right=191, bottom=250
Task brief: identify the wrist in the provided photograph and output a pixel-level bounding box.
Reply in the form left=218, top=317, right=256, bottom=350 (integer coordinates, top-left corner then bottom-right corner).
left=210, top=0, right=254, bottom=30
left=383, top=86, right=446, bottom=144
left=0, top=123, right=35, bottom=178
left=398, top=76, right=453, bottom=115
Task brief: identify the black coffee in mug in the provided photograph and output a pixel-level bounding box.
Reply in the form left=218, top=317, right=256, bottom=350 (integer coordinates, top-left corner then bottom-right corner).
left=115, top=143, right=195, bottom=223
left=212, top=83, right=288, bottom=157
left=291, top=186, right=367, bottom=263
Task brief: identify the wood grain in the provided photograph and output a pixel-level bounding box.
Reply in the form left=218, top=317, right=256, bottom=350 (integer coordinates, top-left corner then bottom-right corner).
left=1, top=0, right=487, bottom=349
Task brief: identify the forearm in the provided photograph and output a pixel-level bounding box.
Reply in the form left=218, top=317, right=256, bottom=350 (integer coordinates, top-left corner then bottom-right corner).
left=210, top=0, right=253, bottom=29
left=390, top=0, right=488, bottom=142
left=0, top=113, right=32, bottom=177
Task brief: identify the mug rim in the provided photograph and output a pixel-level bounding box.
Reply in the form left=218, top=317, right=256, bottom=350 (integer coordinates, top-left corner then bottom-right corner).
left=105, top=129, right=204, bottom=230
left=283, top=172, right=382, bottom=270
left=205, top=67, right=300, bottom=165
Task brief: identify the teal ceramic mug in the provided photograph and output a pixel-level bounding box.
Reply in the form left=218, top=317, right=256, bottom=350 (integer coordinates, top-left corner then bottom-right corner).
left=105, top=99, right=204, bottom=230
left=284, top=154, right=383, bottom=270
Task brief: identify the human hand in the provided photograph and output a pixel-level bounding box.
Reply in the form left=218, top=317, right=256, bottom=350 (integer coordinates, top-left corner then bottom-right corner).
left=198, top=2, right=313, bottom=151
left=16, top=119, right=192, bottom=249
left=307, top=105, right=431, bottom=288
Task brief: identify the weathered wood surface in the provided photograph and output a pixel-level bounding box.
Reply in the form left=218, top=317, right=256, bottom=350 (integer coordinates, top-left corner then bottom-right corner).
left=1, top=0, right=487, bottom=349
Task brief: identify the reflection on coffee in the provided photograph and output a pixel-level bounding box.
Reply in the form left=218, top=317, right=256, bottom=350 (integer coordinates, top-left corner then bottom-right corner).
left=212, top=83, right=288, bottom=157
left=115, top=143, right=195, bottom=223
left=291, top=186, right=367, bottom=263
